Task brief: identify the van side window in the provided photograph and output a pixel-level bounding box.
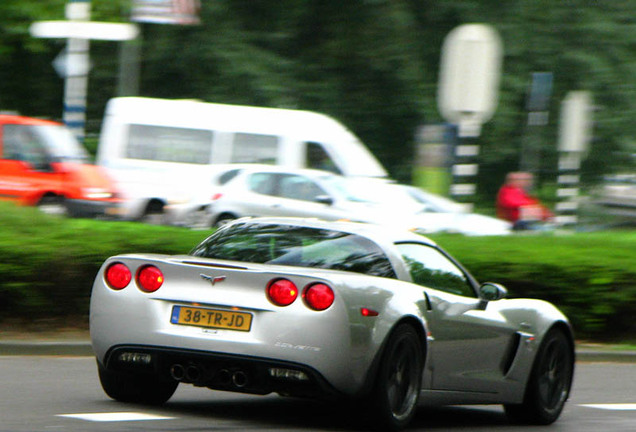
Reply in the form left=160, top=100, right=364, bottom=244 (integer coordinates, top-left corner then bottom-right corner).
left=231, top=133, right=278, bottom=164
left=126, top=124, right=213, bottom=164
left=3, top=124, right=50, bottom=169
left=306, top=142, right=340, bottom=174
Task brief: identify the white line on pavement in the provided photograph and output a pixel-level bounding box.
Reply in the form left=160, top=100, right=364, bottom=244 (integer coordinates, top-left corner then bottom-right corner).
left=57, top=412, right=176, bottom=422
left=579, top=404, right=636, bottom=411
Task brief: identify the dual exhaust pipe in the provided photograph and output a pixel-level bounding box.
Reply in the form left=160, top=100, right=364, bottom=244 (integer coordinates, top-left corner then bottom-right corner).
left=170, top=363, right=249, bottom=388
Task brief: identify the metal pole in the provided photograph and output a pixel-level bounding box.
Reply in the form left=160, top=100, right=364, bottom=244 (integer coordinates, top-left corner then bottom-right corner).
left=117, top=28, right=142, bottom=97
left=63, top=0, right=91, bottom=143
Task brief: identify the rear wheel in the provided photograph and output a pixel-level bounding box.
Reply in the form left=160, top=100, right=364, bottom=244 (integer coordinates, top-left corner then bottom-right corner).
left=369, top=324, right=423, bottom=431
left=140, top=201, right=166, bottom=225
left=97, top=363, right=178, bottom=405
left=505, top=328, right=573, bottom=425
left=37, top=195, right=68, bottom=217
left=213, top=213, right=237, bottom=228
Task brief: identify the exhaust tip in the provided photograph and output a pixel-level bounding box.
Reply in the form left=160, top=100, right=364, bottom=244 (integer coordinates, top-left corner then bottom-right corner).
left=232, top=370, right=249, bottom=388
left=170, top=364, right=185, bottom=381
left=185, top=364, right=201, bottom=382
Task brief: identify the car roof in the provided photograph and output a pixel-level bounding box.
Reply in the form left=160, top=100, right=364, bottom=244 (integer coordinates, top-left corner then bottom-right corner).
left=0, top=114, right=62, bottom=126
left=216, top=164, right=341, bottom=179
left=219, top=216, right=438, bottom=248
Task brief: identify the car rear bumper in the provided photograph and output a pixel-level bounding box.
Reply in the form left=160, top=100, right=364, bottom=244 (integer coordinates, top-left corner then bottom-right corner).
left=102, top=344, right=340, bottom=399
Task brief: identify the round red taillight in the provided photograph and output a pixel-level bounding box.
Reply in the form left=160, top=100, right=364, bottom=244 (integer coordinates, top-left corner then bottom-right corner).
left=267, top=278, right=298, bottom=306
left=105, top=263, right=132, bottom=290
left=137, top=265, right=164, bottom=292
left=303, top=283, right=335, bottom=311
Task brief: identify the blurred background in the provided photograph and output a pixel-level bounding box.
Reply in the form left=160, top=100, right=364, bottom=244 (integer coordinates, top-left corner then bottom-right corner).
left=1, top=0, right=634, bottom=214
left=1, top=0, right=635, bottom=339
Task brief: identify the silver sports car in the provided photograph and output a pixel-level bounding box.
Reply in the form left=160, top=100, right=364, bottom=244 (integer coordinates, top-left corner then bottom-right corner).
left=90, top=217, right=574, bottom=431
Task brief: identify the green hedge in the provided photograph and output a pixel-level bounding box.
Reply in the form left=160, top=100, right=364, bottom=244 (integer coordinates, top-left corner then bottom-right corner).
left=0, top=202, right=634, bottom=341
left=429, top=232, right=636, bottom=341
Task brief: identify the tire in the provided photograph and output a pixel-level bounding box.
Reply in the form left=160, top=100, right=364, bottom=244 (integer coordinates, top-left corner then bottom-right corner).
left=505, top=328, right=574, bottom=425
left=37, top=195, right=68, bottom=217
left=369, top=324, right=424, bottom=431
left=97, top=362, right=178, bottom=405
left=213, top=213, right=237, bottom=228
left=140, top=201, right=165, bottom=225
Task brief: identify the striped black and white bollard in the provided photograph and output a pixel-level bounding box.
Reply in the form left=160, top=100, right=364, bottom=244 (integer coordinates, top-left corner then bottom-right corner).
left=555, top=152, right=582, bottom=225
left=450, top=140, right=480, bottom=213
left=555, top=91, right=593, bottom=227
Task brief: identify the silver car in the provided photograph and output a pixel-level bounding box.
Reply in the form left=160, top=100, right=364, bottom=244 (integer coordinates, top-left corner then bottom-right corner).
left=90, top=217, right=573, bottom=431
left=207, top=165, right=511, bottom=235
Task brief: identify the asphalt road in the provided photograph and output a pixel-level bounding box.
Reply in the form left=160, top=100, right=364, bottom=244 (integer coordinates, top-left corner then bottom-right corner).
left=1, top=356, right=634, bottom=432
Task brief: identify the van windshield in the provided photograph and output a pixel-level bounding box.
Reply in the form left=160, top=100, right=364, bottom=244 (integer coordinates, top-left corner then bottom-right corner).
left=3, top=124, right=89, bottom=166
left=32, top=125, right=89, bottom=162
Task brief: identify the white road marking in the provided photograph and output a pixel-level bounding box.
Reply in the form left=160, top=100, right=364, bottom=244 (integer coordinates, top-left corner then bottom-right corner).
left=580, top=404, right=636, bottom=411
left=57, top=412, right=176, bottom=422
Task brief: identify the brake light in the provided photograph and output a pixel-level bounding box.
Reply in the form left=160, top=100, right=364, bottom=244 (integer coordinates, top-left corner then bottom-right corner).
left=361, top=307, right=379, bottom=317
left=267, top=279, right=298, bottom=306
left=105, top=263, right=132, bottom=290
left=212, top=193, right=223, bottom=200
left=137, top=265, right=164, bottom=292
left=303, top=283, right=335, bottom=311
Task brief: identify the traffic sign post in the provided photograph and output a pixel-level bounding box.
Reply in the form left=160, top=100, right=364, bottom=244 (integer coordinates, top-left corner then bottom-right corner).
left=29, top=1, right=138, bottom=143
left=555, top=91, right=593, bottom=226
left=437, top=24, right=503, bottom=210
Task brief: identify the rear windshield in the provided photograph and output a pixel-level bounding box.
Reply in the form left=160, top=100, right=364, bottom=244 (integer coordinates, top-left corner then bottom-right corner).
left=190, top=222, right=396, bottom=278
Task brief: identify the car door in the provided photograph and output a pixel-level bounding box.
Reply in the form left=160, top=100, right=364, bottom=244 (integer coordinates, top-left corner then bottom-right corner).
left=262, top=173, right=342, bottom=220
left=396, top=242, right=518, bottom=394
left=0, top=123, right=61, bottom=205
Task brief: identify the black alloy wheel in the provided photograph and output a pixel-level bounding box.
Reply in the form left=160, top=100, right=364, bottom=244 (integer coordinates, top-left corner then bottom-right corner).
left=371, top=324, right=424, bottom=431
left=505, top=328, right=574, bottom=425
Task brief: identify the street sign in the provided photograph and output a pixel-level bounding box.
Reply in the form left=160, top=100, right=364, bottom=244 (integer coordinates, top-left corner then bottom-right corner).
left=558, top=91, right=593, bottom=154
left=438, top=24, right=503, bottom=137
left=52, top=49, right=91, bottom=78
left=29, top=0, right=139, bottom=144
left=30, top=21, right=139, bottom=41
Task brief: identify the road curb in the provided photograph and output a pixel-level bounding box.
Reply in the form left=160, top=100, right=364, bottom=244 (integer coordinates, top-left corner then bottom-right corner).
left=1, top=341, right=635, bottom=362
left=0, top=341, right=94, bottom=356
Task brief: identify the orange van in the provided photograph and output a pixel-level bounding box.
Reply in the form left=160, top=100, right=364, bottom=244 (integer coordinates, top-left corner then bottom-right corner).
left=0, top=114, right=121, bottom=217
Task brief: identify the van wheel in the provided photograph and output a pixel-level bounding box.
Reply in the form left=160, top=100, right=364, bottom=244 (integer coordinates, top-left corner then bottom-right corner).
left=140, top=201, right=165, bottom=225
left=37, top=196, right=68, bottom=217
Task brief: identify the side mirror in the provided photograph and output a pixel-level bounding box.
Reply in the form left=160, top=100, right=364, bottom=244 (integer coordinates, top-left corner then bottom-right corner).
left=315, top=195, right=334, bottom=206
left=479, top=282, right=507, bottom=302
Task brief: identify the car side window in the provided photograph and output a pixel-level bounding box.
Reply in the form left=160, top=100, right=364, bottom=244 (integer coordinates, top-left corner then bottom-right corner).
left=247, top=173, right=276, bottom=195
left=277, top=174, right=327, bottom=202
left=396, top=243, right=475, bottom=297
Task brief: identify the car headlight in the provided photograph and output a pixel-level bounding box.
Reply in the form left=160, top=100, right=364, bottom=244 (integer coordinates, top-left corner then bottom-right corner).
left=83, top=188, right=113, bottom=199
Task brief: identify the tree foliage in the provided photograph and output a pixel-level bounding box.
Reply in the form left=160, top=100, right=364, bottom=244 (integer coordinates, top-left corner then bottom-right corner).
left=1, top=0, right=634, bottom=200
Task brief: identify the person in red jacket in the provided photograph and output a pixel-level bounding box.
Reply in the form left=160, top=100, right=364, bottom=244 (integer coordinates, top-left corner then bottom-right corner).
left=496, top=172, right=553, bottom=230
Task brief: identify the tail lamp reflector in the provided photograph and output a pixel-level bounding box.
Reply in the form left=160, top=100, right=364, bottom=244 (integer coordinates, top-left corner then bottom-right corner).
left=303, top=283, right=335, bottom=311
left=361, top=307, right=379, bottom=317
left=137, top=265, right=164, bottom=292
left=267, top=278, right=298, bottom=306
left=105, top=263, right=132, bottom=290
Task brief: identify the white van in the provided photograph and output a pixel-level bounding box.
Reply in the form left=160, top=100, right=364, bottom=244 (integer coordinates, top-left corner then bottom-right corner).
left=96, top=97, right=387, bottom=224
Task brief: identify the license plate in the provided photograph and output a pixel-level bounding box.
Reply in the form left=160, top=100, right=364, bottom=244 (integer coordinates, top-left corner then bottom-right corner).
left=170, top=306, right=252, bottom=332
